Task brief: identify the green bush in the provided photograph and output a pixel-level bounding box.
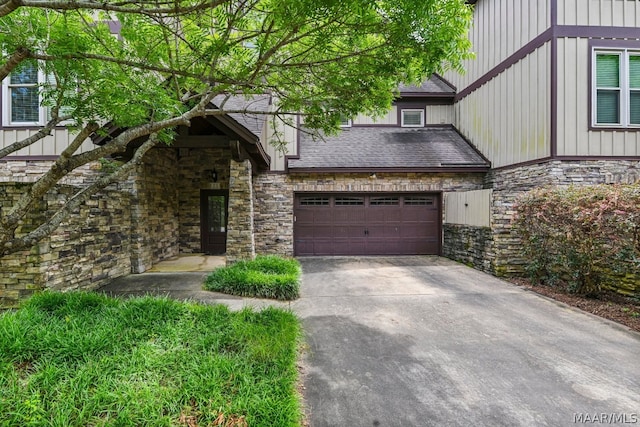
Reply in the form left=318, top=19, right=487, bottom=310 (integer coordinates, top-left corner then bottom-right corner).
left=513, top=184, right=640, bottom=296
left=204, top=255, right=301, bottom=300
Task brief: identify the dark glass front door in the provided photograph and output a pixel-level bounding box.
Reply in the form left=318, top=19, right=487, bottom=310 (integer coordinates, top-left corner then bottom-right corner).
left=201, top=190, right=228, bottom=254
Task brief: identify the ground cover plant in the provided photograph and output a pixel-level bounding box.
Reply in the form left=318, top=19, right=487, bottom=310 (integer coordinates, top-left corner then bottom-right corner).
left=513, top=184, right=640, bottom=296
left=205, top=256, right=301, bottom=301
left=0, top=292, right=302, bottom=427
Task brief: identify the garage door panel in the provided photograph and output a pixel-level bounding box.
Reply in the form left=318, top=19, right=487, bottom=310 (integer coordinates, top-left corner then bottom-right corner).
left=402, top=209, right=438, bottom=222
left=334, top=225, right=366, bottom=238
left=295, top=239, right=315, bottom=256
left=294, top=193, right=441, bottom=256
left=333, top=209, right=366, bottom=223
left=367, top=225, right=400, bottom=237
left=310, top=225, right=333, bottom=238
left=332, top=238, right=366, bottom=255
left=368, top=211, right=403, bottom=223
left=367, top=240, right=402, bottom=255
left=295, top=210, right=317, bottom=222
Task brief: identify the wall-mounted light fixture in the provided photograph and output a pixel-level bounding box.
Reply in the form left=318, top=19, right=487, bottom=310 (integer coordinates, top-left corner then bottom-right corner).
left=205, top=169, right=218, bottom=183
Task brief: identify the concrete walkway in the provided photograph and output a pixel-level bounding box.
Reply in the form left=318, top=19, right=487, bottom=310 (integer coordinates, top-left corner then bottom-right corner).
left=97, top=256, right=640, bottom=427
left=99, top=255, right=290, bottom=311
left=146, top=254, right=226, bottom=272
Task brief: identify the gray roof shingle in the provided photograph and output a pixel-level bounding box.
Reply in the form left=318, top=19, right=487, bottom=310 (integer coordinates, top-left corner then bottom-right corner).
left=288, top=126, right=489, bottom=170
left=211, top=94, right=271, bottom=138
left=398, top=75, right=455, bottom=95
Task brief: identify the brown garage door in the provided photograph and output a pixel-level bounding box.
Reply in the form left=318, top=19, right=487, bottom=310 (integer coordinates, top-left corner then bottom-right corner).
left=294, top=193, right=440, bottom=256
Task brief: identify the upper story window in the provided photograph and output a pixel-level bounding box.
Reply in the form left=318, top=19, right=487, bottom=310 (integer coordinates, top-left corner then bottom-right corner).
left=2, top=61, right=48, bottom=127
left=401, top=109, right=424, bottom=127
left=339, top=116, right=352, bottom=127
left=593, top=49, right=640, bottom=128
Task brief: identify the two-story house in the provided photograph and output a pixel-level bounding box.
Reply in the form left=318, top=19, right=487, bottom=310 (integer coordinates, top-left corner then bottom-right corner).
left=2, top=0, right=640, bottom=306
left=444, top=0, right=640, bottom=274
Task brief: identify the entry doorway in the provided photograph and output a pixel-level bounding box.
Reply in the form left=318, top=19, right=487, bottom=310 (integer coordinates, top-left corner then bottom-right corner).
left=200, top=190, right=228, bottom=254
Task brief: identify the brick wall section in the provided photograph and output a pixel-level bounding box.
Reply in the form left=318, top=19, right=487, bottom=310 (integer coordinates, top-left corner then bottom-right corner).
left=226, top=159, right=255, bottom=263
left=486, top=159, right=640, bottom=277
left=177, top=148, right=230, bottom=253
left=443, top=224, right=492, bottom=271
left=252, top=172, right=485, bottom=256
left=0, top=183, right=131, bottom=308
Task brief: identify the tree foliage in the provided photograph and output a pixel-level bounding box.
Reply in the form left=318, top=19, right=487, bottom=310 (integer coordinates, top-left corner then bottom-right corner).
left=0, top=0, right=473, bottom=255
left=513, top=185, right=640, bottom=296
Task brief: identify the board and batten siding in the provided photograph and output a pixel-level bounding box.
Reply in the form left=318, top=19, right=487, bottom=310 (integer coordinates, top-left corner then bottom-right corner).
left=353, top=105, right=453, bottom=126
left=557, top=37, right=640, bottom=157
left=447, top=0, right=550, bottom=90
left=444, top=189, right=491, bottom=227
left=353, top=106, right=397, bottom=126
left=559, top=0, right=640, bottom=26
left=454, top=42, right=551, bottom=168
left=0, top=128, right=94, bottom=156
left=262, top=115, right=298, bottom=172
left=425, top=105, right=454, bottom=125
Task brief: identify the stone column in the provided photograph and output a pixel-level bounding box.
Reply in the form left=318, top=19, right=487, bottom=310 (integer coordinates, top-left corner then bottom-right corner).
left=226, top=159, right=255, bottom=264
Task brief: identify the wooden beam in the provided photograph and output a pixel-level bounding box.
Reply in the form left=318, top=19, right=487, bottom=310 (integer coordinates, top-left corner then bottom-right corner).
left=173, top=135, right=231, bottom=148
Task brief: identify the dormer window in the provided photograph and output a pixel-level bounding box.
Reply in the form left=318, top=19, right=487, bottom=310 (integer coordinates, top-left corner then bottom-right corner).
left=401, top=109, right=424, bottom=127
left=339, top=117, right=352, bottom=127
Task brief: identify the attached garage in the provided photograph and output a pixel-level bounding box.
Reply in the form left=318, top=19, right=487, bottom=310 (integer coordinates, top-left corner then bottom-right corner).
left=294, top=193, right=441, bottom=256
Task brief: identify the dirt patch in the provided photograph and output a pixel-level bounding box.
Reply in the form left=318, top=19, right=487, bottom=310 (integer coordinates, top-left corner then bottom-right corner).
left=509, top=278, right=640, bottom=333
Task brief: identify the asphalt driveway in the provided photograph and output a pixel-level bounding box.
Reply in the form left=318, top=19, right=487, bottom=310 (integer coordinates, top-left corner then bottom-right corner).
left=293, top=257, right=640, bottom=427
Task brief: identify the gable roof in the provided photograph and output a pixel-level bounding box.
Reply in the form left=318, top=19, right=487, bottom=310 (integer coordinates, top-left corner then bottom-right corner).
left=398, top=75, right=456, bottom=96
left=287, top=126, right=490, bottom=172
left=92, top=93, right=271, bottom=169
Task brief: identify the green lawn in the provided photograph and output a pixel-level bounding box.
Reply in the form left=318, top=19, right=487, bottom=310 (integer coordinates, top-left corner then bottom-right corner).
left=204, top=256, right=301, bottom=301
left=0, top=292, right=302, bottom=427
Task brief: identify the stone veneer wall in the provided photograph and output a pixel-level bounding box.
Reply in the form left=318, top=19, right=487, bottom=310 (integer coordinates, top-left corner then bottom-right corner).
left=177, top=148, right=230, bottom=253
left=486, top=159, right=640, bottom=276
left=252, top=172, right=485, bottom=256
left=253, top=173, right=294, bottom=255
left=226, top=159, right=255, bottom=263
left=0, top=159, right=103, bottom=185
left=442, top=224, right=492, bottom=271
left=128, top=148, right=179, bottom=273
left=0, top=183, right=131, bottom=308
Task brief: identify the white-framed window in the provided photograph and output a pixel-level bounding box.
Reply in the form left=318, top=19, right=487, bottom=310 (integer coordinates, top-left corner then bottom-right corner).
left=2, top=61, right=74, bottom=127
left=401, top=109, right=424, bottom=127
left=339, top=117, right=352, bottom=127
left=1, top=61, right=49, bottom=126
left=592, top=49, right=640, bottom=128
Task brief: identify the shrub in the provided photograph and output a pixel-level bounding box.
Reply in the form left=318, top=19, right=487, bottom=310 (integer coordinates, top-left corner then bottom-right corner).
left=204, top=255, right=301, bottom=300
left=513, top=184, right=640, bottom=296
